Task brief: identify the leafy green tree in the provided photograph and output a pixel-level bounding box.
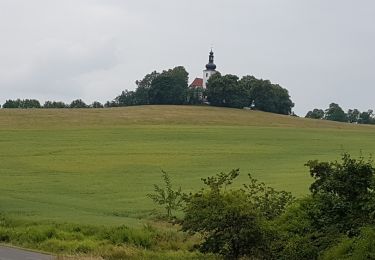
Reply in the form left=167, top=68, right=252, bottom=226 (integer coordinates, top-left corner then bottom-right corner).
left=323, top=227, right=375, bottom=260
left=114, top=90, right=137, bottom=106
left=249, top=80, right=294, bottom=115
left=324, top=103, right=347, bottom=122
left=185, top=190, right=265, bottom=260
left=359, top=109, right=374, bottom=124
left=207, top=74, right=250, bottom=108
left=2, top=99, right=41, bottom=108
left=70, top=99, right=88, bottom=108
left=22, top=99, right=41, bottom=108
left=43, top=101, right=67, bottom=108
left=206, top=74, right=294, bottom=114
left=272, top=153, right=375, bottom=260
left=90, top=101, right=103, bottom=108
left=2, top=99, right=22, bottom=108
left=305, top=109, right=325, bottom=119
left=149, top=66, right=189, bottom=105
left=243, top=174, right=294, bottom=220
left=104, top=100, right=117, bottom=108
left=187, top=86, right=205, bottom=105
left=147, top=170, right=184, bottom=219
left=182, top=169, right=279, bottom=259
left=347, top=108, right=360, bottom=123
left=135, top=71, right=160, bottom=105
left=306, top=153, right=375, bottom=232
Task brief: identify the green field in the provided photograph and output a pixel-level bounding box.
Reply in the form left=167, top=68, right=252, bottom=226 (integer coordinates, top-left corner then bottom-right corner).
left=1, top=105, right=375, bottom=227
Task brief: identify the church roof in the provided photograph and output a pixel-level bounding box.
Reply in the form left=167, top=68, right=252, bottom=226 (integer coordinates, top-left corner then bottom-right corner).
left=189, top=78, right=203, bottom=88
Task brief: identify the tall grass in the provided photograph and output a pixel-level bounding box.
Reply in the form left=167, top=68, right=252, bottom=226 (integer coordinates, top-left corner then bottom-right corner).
left=0, top=214, right=211, bottom=259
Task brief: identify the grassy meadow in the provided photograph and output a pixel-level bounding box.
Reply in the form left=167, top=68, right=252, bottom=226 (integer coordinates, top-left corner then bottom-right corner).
left=1, top=105, right=375, bottom=228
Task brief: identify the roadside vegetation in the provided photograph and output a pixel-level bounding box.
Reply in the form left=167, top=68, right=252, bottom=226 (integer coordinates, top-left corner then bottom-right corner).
left=0, top=215, right=211, bottom=259
left=1, top=153, right=373, bottom=259
left=148, top=153, right=375, bottom=259
left=1, top=106, right=375, bottom=258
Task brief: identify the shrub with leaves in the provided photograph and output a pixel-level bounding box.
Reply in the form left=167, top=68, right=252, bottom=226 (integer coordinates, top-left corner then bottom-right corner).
left=243, top=173, right=294, bottom=220
left=182, top=169, right=277, bottom=259
left=147, top=170, right=185, bottom=219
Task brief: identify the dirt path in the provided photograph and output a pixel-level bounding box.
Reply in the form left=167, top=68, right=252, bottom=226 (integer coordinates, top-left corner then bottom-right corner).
left=0, top=246, right=54, bottom=260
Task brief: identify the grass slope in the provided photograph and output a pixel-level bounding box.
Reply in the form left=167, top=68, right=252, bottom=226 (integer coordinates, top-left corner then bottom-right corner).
left=0, top=105, right=374, bottom=226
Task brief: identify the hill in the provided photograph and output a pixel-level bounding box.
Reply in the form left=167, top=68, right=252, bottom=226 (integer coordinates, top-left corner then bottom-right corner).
left=0, top=105, right=374, bottom=226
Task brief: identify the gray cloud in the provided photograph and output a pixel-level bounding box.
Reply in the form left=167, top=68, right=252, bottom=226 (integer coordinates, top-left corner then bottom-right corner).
left=0, top=0, right=374, bottom=114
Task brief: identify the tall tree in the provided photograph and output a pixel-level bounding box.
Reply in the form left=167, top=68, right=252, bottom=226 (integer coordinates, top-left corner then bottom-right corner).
left=115, top=90, right=137, bottom=106
left=359, top=109, right=374, bottom=124
left=305, top=109, right=325, bottom=119
left=135, top=71, right=160, bottom=105
left=306, top=154, right=375, bottom=232
left=207, top=74, right=246, bottom=107
left=70, top=99, right=88, bottom=108
left=347, top=109, right=361, bottom=123
left=2, top=99, right=22, bottom=108
left=2, top=99, right=40, bottom=108
left=149, top=66, right=189, bottom=105
left=324, top=103, right=347, bottom=122
left=91, top=101, right=104, bottom=108
left=43, top=101, right=67, bottom=108
left=249, top=79, right=294, bottom=114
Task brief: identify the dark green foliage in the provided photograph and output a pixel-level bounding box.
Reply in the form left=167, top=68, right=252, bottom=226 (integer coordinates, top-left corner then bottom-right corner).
left=70, top=99, right=88, bottom=108
left=306, top=153, right=375, bottom=232
left=43, top=101, right=67, bottom=108
left=147, top=171, right=185, bottom=219
left=323, top=227, right=375, bottom=260
left=91, top=101, right=104, bottom=108
left=206, top=74, right=249, bottom=108
left=359, top=109, right=374, bottom=124
left=107, top=67, right=188, bottom=107
left=305, top=108, right=325, bottom=119
left=182, top=169, right=291, bottom=259
left=347, top=108, right=361, bottom=123
left=249, top=80, right=294, bottom=115
left=206, top=74, right=294, bottom=114
left=324, top=103, right=347, bottom=122
left=274, top=197, right=337, bottom=260
left=183, top=187, right=265, bottom=259
left=135, top=71, right=160, bottom=105
left=244, top=174, right=294, bottom=220
left=188, top=191, right=264, bottom=259
left=2, top=99, right=41, bottom=108
left=115, top=90, right=137, bottom=106
left=187, top=87, right=205, bottom=105
left=149, top=66, right=189, bottom=105
left=2, top=99, right=21, bottom=108
left=201, top=168, right=240, bottom=193
left=306, top=104, right=375, bottom=124
left=275, top=153, right=375, bottom=259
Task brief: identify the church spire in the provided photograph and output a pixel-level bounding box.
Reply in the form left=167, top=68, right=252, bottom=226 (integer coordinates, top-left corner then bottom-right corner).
left=206, top=49, right=216, bottom=70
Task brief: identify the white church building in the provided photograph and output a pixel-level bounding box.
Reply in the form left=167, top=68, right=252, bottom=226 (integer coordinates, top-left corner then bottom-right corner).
left=189, top=49, right=218, bottom=91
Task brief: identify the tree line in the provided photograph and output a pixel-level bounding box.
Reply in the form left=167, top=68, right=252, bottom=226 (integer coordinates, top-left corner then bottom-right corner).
left=306, top=103, right=375, bottom=124
left=106, top=67, right=295, bottom=115
left=149, top=153, right=375, bottom=259
left=1, top=98, right=104, bottom=109
left=1, top=66, right=295, bottom=116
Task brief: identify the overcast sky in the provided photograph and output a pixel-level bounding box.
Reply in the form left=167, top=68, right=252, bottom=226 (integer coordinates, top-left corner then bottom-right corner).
left=0, top=0, right=374, bottom=115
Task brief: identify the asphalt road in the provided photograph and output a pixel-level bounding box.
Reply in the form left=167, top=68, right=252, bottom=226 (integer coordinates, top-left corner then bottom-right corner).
left=0, top=246, right=54, bottom=260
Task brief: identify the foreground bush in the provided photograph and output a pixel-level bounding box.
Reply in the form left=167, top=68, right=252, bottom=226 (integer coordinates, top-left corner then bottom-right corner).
left=274, top=153, right=375, bottom=259
left=182, top=169, right=293, bottom=259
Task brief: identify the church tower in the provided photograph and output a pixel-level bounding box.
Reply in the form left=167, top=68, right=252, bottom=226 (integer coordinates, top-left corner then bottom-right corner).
left=203, top=49, right=217, bottom=88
